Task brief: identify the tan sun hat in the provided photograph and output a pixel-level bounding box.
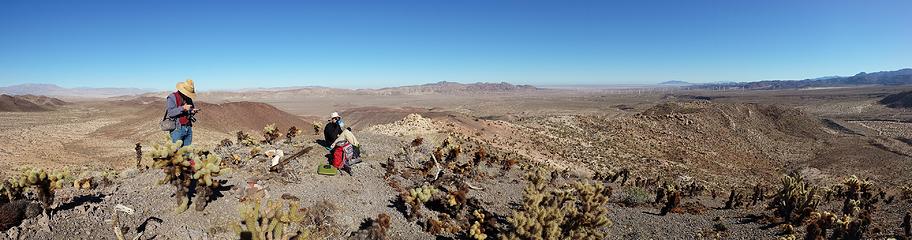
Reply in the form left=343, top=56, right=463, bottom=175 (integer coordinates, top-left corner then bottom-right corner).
left=176, top=79, right=197, bottom=99
left=330, top=112, right=340, bottom=119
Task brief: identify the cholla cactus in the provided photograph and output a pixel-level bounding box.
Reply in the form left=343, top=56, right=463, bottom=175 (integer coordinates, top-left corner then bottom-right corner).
left=263, top=124, right=281, bottom=145
left=724, top=189, right=744, bottom=209
left=434, top=136, right=462, bottom=162
left=232, top=197, right=307, bottom=240
left=135, top=143, right=143, bottom=169
left=147, top=137, right=230, bottom=213
left=349, top=213, right=391, bottom=240
left=399, top=185, right=438, bottom=222
left=660, top=190, right=682, bottom=215
left=828, top=214, right=869, bottom=239
left=504, top=169, right=612, bottom=240
left=767, top=173, right=819, bottom=224
left=285, top=126, right=299, bottom=143
left=7, top=167, right=70, bottom=208
left=191, top=152, right=231, bottom=211
left=408, top=185, right=438, bottom=204
left=840, top=175, right=877, bottom=215
left=73, top=177, right=93, bottom=190
left=237, top=131, right=258, bottom=146
left=1, top=180, right=20, bottom=202
left=468, top=210, right=488, bottom=240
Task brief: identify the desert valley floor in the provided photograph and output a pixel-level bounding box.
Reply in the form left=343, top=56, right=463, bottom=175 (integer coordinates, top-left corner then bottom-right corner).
left=1, top=85, right=912, bottom=239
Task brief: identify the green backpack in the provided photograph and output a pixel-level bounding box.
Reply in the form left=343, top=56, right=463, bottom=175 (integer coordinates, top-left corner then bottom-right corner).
left=317, top=163, right=338, bottom=176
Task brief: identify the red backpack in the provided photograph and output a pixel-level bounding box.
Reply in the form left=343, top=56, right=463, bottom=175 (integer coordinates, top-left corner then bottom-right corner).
left=331, top=141, right=355, bottom=169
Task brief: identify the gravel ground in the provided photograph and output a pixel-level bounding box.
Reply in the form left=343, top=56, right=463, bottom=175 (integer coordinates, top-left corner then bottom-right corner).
left=3, top=109, right=911, bottom=239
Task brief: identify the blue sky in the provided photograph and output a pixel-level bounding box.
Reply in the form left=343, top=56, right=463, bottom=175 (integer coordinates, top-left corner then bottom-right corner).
left=1, top=0, right=910, bottom=90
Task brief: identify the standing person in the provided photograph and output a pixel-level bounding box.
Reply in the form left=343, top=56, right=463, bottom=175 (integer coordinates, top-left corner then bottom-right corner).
left=323, top=112, right=343, bottom=147
left=166, top=79, right=198, bottom=147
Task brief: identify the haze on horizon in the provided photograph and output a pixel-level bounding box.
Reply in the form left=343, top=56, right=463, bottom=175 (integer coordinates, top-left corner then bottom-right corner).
left=1, top=0, right=910, bottom=90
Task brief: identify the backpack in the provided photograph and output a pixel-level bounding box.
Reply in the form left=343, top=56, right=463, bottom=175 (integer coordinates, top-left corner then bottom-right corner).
left=330, top=140, right=358, bottom=169
left=159, top=93, right=182, bottom=131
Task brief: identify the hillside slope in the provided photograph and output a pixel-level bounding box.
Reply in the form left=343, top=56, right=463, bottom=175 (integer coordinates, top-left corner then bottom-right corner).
left=0, top=94, right=67, bottom=112
left=879, top=90, right=912, bottom=108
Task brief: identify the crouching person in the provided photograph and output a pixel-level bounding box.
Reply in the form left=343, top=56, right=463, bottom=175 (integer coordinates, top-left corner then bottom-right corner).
left=330, top=129, right=362, bottom=176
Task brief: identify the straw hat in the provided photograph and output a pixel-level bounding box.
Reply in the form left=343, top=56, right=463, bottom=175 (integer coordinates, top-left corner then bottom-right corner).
left=330, top=112, right=341, bottom=119
left=176, top=79, right=197, bottom=99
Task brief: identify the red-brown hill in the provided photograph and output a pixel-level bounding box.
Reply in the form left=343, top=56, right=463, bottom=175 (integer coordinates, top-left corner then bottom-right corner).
left=96, top=99, right=315, bottom=140
left=0, top=94, right=67, bottom=112
left=194, top=101, right=314, bottom=133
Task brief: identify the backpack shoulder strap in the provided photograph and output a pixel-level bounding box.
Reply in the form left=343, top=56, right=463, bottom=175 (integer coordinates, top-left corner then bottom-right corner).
left=174, top=92, right=183, bottom=106
left=162, top=92, right=183, bottom=120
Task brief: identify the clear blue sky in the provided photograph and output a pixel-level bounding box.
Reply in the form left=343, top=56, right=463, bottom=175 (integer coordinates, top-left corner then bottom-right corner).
left=1, top=0, right=910, bottom=90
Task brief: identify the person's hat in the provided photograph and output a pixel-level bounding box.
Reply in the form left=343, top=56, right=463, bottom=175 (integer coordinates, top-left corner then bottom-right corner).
left=176, top=79, right=197, bottom=99
left=246, top=177, right=258, bottom=184
left=330, top=112, right=340, bottom=119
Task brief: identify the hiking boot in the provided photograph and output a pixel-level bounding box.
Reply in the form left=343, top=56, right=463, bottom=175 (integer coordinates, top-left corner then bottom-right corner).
left=348, top=158, right=362, bottom=165
left=341, top=166, right=353, bottom=176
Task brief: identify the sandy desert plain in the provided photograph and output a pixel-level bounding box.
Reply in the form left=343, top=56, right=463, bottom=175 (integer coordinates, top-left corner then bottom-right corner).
left=1, top=82, right=912, bottom=239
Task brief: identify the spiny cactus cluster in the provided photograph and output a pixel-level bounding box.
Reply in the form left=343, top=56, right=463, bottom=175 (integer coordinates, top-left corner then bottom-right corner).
left=3, top=167, right=70, bottom=208
left=237, top=131, right=258, bottom=146
left=285, top=126, right=299, bottom=143
left=593, top=168, right=630, bottom=186
left=407, top=185, right=438, bottom=204
left=749, top=183, right=767, bottom=206
left=191, top=152, right=231, bottom=211
left=135, top=143, right=143, bottom=169
left=232, top=197, right=307, bottom=240
left=839, top=175, right=877, bottom=216
left=504, top=169, right=612, bottom=240
left=263, top=123, right=281, bottom=145
left=348, top=213, right=391, bottom=240
left=433, top=136, right=462, bottom=163
left=73, top=177, right=93, bottom=190
left=803, top=211, right=871, bottom=240
left=660, top=188, right=682, bottom=215
left=312, top=122, right=321, bottom=135
left=147, top=137, right=230, bottom=213
left=767, top=173, right=818, bottom=224
left=468, top=210, right=488, bottom=240
left=385, top=135, right=518, bottom=238
left=724, top=189, right=745, bottom=209
left=427, top=214, right=461, bottom=235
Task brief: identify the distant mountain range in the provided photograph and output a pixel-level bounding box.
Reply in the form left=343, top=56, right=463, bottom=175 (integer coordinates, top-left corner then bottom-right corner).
left=2, top=81, right=539, bottom=99
left=659, top=80, right=693, bottom=85
left=694, top=68, right=912, bottom=90
left=201, top=81, right=539, bottom=97
left=375, top=81, right=538, bottom=94
left=0, top=83, right=153, bottom=98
